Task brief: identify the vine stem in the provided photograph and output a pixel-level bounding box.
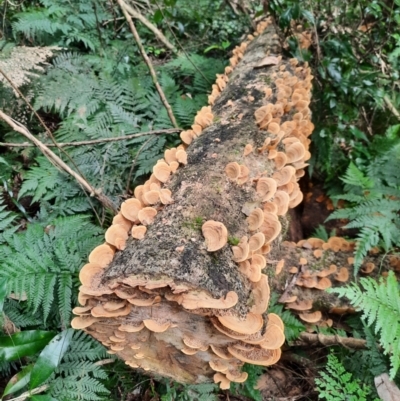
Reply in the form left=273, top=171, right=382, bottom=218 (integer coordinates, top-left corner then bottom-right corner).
left=0, top=128, right=180, bottom=147
left=0, top=110, right=117, bottom=213
left=117, top=0, right=179, bottom=129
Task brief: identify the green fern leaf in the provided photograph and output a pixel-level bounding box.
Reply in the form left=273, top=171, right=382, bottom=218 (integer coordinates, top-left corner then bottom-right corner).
left=330, top=272, right=400, bottom=378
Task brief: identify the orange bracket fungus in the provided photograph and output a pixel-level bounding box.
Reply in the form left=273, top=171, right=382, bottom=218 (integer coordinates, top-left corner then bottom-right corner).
left=202, top=220, right=228, bottom=252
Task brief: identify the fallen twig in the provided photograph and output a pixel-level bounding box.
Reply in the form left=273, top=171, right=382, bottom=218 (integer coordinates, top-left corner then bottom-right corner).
left=0, top=128, right=180, bottom=148
left=0, top=111, right=117, bottom=212
left=117, top=0, right=179, bottom=129
left=292, top=332, right=368, bottom=349
left=122, top=1, right=177, bottom=53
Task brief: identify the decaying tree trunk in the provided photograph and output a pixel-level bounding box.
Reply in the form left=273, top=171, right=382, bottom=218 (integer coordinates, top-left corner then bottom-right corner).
left=71, top=19, right=397, bottom=387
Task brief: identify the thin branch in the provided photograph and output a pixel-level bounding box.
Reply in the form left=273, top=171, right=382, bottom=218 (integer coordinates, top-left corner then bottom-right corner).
left=0, top=128, right=180, bottom=148
left=384, top=95, right=400, bottom=121
left=122, top=1, right=177, bottom=53
left=0, top=66, right=108, bottom=221
left=0, top=110, right=117, bottom=212
left=6, top=385, right=48, bottom=401
left=117, top=0, right=179, bottom=129
left=291, top=332, right=368, bottom=350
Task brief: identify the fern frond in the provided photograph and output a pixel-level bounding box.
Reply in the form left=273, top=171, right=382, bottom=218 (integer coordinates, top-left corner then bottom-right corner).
left=341, top=162, right=374, bottom=189
left=330, top=271, right=400, bottom=378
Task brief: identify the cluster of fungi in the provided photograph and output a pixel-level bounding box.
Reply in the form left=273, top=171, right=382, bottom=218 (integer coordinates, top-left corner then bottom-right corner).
left=70, top=18, right=346, bottom=387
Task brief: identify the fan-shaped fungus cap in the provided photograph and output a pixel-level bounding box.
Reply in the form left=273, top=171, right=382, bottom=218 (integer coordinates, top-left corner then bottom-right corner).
left=243, top=144, right=253, bottom=156
left=260, top=213, right=282, bottom=244
left=361, top=262, right=375, bottom=274
left=237, top=260, right=256, bottom=282
left=260, top=324, right=285, bottom=350
left=79, top=263, right=104, bottom=287
left=164, top=148, right=178, bottom=164
left=112, top=213, right=133, bottom=231
left=232, top=236, right=250, bottom=262
left=218, top=313, right=263, bottom=335
left=283, top=295, right=297, bottom=304
left=104, top=301, right=126, bottom=311
left=256, top=177, right=277, bottom=201
left=128, top=295, right=161, bottom=306
left=286, top=142, right=306, bottom=163
left=180, top=130, right=196, bottom=146
left=225, top=162, right=241, bottom=180
left=263, top=202, right=278, bottom=214
left=159, top=189, right=173, bottom=205
left=105, top=224, right=128, bottom=250
left=121, top=198, right=143, bottom=222
left=178, top=290, right=238, bottom=310
left=181, top=347, right=198, bottom=355
left=143, top=190, right=160, bottom=205
left=138, top=207, right=157, bottom=226
left=228, top=346, right=281, bottom=366
left=254, top=104, right=274, bottom=124
left=249, top=232, right=265, bottom=252
left=210, top=345, right=233, bottom=360
left=273, top=166, right=296, bottom=186
left=273, top=191, right=290, bottom=216
left=237, top=165, right=250, bottom=185
left=226, top=370, right=248, bottom=383
left=202, top=220, right=228, bottom=252
left=286, top=299, right=313, bottom=311
left=118, top=323, right=145, bottom=332
left=153, top=161, right=171, bottom=183
left=247, top=208, right=264, bottom=231
left=176, top=149, right=188, bottom=165
left=316, top=264, right=337, bottom=277
left=275, top=259, right=285, bottom=275
left=274, top=152, right=287, bottom=170
left=72, top=305, right=92, bottom=315
left=91, top=304, right=131, bottom=318
left=214, top=373, right=231, bottom=390
left=335, top=267, right=349, bottom=282
left=183, top=336, right=207, bottom=350
left=71, top=316, right=98, bottom=329
left=131, top=225, right=147, bottom=240
left=314, top=277, right=332, bottom=290
left=88, top=244, right=115, bottom=268
left=313, top=249, right=324, bottom=258
left=250, top=274, right=270, bottom=314
left=143, top=319, right=171, bottom=333
left=209, top=359, right=229, bottom=372
left=299, top=311, right=322, bottom=323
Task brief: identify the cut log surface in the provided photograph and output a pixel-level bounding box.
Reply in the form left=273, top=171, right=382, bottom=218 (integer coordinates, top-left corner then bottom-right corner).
left=72, top=19, right=366, bottom=385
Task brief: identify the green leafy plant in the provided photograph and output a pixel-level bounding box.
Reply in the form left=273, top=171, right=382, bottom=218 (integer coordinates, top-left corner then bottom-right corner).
left=315, top=352, right=376, bottom=401
left=331, top=271, right=400, bottom=378
left=327, top=146, right=400, bottom=274
left=0, top=215, right=102, bottom=325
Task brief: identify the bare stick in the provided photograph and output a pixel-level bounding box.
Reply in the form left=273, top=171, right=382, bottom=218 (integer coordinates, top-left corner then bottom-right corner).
left=0, top=128, right=180, bottom=148
left=384, top=95, right=400, bottom=121
left=0, top=66, right=110, bottom=219
left=0, top=111, right=117, bottom=212
left=291, top=332, right=368, bottom=350
left=117, top=0, right=179, bottom=129
left=122, top=1, right=177, bottom=53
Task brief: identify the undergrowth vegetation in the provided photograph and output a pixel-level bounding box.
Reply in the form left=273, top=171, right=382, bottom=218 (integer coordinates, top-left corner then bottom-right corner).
left=1, top=0, right=400, bottom=400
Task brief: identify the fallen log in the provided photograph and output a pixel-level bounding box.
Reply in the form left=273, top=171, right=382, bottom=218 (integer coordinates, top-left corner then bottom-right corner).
left=71, top=18, right=397, bottom=386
